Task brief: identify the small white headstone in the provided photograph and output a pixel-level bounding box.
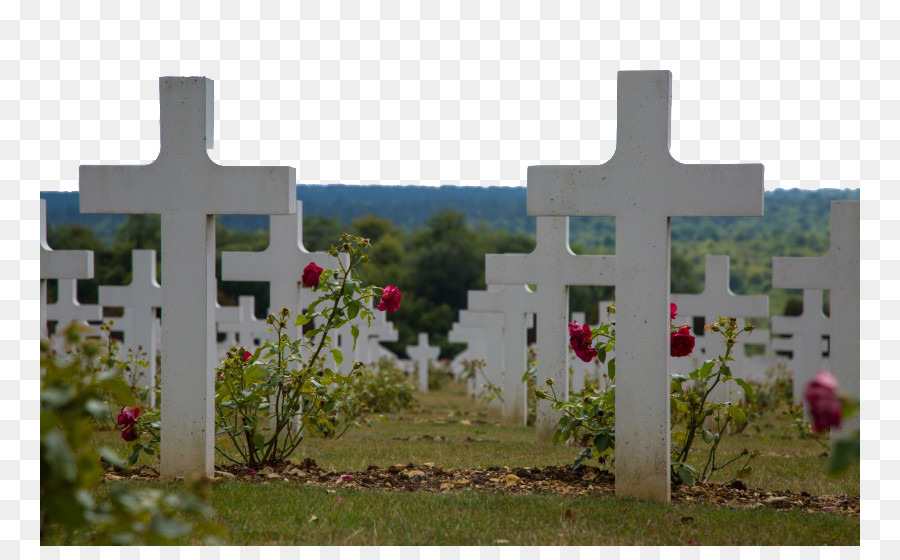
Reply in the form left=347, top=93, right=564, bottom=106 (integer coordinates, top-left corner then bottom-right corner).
left=99, top=250, right=162, bottom=404
left=451, top=310, right=506, bottom=406
left=40, top=199, right=94, bottom=338
left=407, top=332, right=440, bottom=392
left=527, top=71, right=764, bottom=501
left=79, top=77, right=296, bottom=480
left=216, top=296, right=269, bottom=349
left=355, top=302, right=399, bottom=364
left=45, top=279, right=102, bottom=350
left=467, top=285, right=537, bottom=423
left=671, top=255, right=769, bottom=402
left=773, top=201, right=859, bottom=437
left=221, top=204, right=345, bottom=340
left=771, top=289, right=830, bottom=405
left=486, top=216, right=615, bottom=441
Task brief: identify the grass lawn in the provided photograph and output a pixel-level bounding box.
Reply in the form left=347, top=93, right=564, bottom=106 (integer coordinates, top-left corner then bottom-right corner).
left=82, top=380, right=858, bottom=545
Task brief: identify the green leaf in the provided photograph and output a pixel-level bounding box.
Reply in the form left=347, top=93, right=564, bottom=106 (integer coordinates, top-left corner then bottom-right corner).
left=252, top=432, right=265, bottom=451
left=737, top=465, right=753, bottom=479
left=607, top=358, right=615, bottom=381
left=594, top=433, right=612, bottom=453
left=99, top=446, right=126, bottom=468
left=729, top=405, right=747, bottom=428
left=351, top=324, right=359, bottom=351
left=347, top=301, right=360, bottom=320
left=678, top=465, right=694, bottom=485
left=596, top=346, right=606, bottom=364
left=331, top=348, right=343, bottom=366
left=735, top=378, right=754, bottom=399
left=295, top=314, right=311, bottom=326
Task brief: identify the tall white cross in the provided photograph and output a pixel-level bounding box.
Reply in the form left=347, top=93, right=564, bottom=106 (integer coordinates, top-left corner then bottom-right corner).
left=221, top=203, right=344, bottom=339
left=79, top=77, right=296, bottom=480
left=99, top=250, right=162, bottom=404
left=45, top=279, right=102, bottom=350
left=527, top=70, right=764, bottom=501
left=773, top=200, right=859, bottom=436
left=215, top=299, right=242, bottom=359
left=771, top=289, right=830, bottom=405
left=467, top=285, right=537, bottom=423
left=40, top=199, right=94, bottom=338
left=217, top=296, right=269, bottom=349
left=452, top=310, right=506, bottom=406
left=407, top=332, right=440, bottom=393
left=486, top=216, right=615, bottom=441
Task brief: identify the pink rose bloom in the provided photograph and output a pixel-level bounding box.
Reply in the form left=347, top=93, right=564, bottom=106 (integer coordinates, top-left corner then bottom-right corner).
left=121, top=424, right=138, bottom=442
left=376, top=285, right=402, bottom=313
left=670, top=302, right=677, bottom=321
left=341, top=474, right=354, bottom=482
left=301, top=262, right=324, bottom=288
left=242, top=351, right=252, bottom=362
left=670, top=325, right=695, bottom=357
left=568, top=320, right=597, bottom=363
left=804, top=370, right=842, bottom=433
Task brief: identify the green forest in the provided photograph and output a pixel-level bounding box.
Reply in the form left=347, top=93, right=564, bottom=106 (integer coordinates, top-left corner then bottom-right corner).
left=42, top=186, right=858, bottom=357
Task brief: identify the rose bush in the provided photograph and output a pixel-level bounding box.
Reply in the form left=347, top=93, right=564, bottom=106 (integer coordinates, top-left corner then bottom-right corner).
left=214, top=234, right=403, bottom=468
left=541, top=306, right=758, bottom=485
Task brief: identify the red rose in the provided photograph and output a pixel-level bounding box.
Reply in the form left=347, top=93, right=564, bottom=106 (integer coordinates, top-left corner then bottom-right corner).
left=242, top=350, right=252, bottom=362
left=117, top=406, right=140, bottom=427
left=568, top=320, right=597, bottom=363
left=670, top=325, right=695, bottom=357
left=670, top=302, right=677, bottom=321
left=804, top=370, right=842, bottom=433
left=376, top=285, right=402, bottom=312
left=301, top=262, right=324, bottom=288
left=121, top=424, right=138, bottom=442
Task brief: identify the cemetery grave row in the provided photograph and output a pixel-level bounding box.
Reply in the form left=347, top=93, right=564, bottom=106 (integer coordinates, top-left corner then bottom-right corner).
left=40, top=71, right=859, bottom=503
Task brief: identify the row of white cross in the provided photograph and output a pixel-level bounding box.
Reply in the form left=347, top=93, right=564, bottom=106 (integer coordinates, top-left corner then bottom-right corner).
left=40, top=71, right=858, bottom=503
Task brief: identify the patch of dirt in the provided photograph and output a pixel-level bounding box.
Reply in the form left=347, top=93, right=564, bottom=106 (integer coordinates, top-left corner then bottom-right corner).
left=106, top=459, right=859, bottom=515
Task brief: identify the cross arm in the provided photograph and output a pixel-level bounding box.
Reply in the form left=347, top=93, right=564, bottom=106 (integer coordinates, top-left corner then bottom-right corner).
left=772, top=255, right=831, bottom=290
left=41, top=249, right=94, bottom=279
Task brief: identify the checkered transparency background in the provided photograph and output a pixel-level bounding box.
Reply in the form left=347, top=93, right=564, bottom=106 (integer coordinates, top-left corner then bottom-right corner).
left=4, top=0, right=893, bottom=556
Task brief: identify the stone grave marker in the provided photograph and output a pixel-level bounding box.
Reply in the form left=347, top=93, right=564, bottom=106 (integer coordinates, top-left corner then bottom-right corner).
left=40, top=199, right=94, bottom=338
left=99, top=249, right=162, bottom=404
left=407, top=332, right=440, bottom=392
left=79, top=77, right=296, bottom=479
left=45, top=279, right=102, bottom=350
left=773, top=201, right=859, bottom=436
left=671, top=255, right=769, bottom=401
left=215, top=299, right=242, bottom=359
left=467, top=285, right=537, bottom=423
left=221, top=203, right=345, bottom=340
left=450, top=310, right=506, bottom=404
left=486, top=216, right=615, bottom=441
left=217, top=296, right=269, bottom=349
left=771, top=289, right=830, bottom=405
left=527, top=70, right=764, bottom=501
left=355, top=301, right=399, bottom=364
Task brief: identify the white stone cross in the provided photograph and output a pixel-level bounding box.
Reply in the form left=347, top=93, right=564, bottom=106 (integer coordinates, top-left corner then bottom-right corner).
left=355, top=302, right=399, bottom=364
left=451, top=310, right=506, bottom=406
left=467, top=285, right=537, bottom=423
left=486, top=216, right=616, bottom=441
left=671, top=255, right=769, bottom=401
left=217, top=296, right=269, bottom=349
left=527, top=70, right=764, bottom=501
left=99, top=250, right=162, bottom=403
left=773, top=200, right=859, bottom=435
left=407, top=332, right=440, bottom=393
left=45, top=279, right=102, bottom=350
left=221, top=202, right=344, bottom=339
left=215, top=299, right=242, bottom=359
left=79, top=77, right=296, bottom=480
left=40, top=199, right=94, bottom=338
left=770, top=289, right=830, bottom=405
